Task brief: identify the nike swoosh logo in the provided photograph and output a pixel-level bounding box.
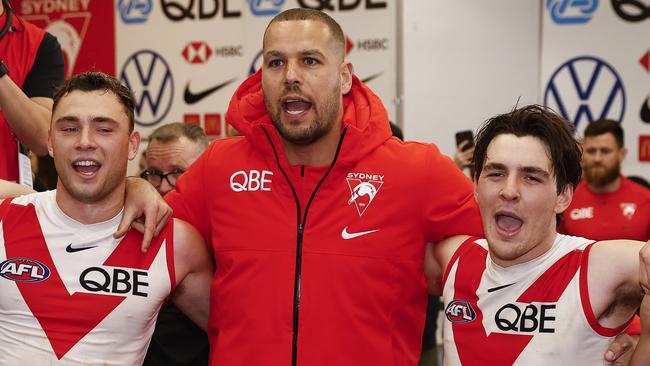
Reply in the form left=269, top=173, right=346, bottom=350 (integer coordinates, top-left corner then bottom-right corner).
left=486, top=283, right=515, bottom=293
left=183, top=78, right=237, bottom=104
left=65, top=244, right=98, bottom=253
left=341, top=226, right=379, bottom=240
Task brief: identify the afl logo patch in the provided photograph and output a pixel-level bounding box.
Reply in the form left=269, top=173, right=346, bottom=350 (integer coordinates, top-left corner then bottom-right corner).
left=0, top=258, right=51, bottom=283
left=445, top=300, right=477, bottom=324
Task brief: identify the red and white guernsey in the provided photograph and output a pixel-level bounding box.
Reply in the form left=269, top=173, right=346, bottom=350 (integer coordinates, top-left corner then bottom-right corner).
left=0, top=191, right=175, bottom=365
left=441, top=234, right=630, bottom=365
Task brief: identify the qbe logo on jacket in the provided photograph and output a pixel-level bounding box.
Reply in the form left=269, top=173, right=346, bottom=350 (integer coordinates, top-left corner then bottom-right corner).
left=230, top=170, right=273, bottom=192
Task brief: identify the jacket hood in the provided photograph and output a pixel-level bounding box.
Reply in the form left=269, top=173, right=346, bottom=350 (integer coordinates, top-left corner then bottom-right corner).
left=226, top=70, right=392, bottom=165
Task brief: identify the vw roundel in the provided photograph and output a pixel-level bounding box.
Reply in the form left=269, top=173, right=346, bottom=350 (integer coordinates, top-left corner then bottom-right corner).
left=0, top=258, right=51, bottom=283
left=445, top=300, right=476, bottom=324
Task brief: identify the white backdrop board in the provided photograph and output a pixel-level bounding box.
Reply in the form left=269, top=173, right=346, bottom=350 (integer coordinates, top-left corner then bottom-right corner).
left=541, top=0, right=650, bottom=178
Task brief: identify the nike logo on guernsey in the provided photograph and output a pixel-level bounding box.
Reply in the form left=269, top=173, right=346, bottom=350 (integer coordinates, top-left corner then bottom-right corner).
left=341, top=226, right=379, bottom=240
left=183, top=78, right=236, bottom=104
left=486, top=283, right=515, bottom=293
left=65, top=244, right=98, bottom=253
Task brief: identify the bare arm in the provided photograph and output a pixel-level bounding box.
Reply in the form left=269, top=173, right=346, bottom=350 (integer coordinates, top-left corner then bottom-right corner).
left=170, top=219, right=213, bottom=331
left=0, top=179, right=36, bottom=199
left=425, top=235, right=470, bottom=295
left=0, top=73, right=52, bottom=156
left=630, top=241, right=650, bottom=365
left=588, top=240, right=645, bottom=329
left=114, top=177, right=172, bottom=252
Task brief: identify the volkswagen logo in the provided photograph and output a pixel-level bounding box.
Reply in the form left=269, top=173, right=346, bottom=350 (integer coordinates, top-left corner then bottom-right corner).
left=544, top=56, right=626, bottom=133
left=120, top=50, right=174, bottom=126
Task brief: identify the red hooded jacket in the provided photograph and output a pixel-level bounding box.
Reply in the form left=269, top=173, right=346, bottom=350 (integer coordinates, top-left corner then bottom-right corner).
left=166, top=71, right=482, bottom=366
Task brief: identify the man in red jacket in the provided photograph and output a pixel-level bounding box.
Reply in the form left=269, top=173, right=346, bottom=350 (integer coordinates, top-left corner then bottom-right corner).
left=116, top=8, right=636, bottom=366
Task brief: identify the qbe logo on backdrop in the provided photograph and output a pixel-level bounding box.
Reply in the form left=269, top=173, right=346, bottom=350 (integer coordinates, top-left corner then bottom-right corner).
left=120, top=50, right=174, bottom=126
left=546, top=0, right=599, bottom=24
left=544, top=56, right=626, bottom=132
left=117, top=0, right=152, bottom=24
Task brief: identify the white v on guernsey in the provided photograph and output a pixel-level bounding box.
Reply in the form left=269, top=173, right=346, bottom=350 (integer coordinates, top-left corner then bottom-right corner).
left=442, top=234, right=631, bottom=365
left=0, top=191, right=175, bottom=365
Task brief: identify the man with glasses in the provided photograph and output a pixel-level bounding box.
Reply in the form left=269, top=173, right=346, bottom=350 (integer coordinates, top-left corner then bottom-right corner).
left=141, top=123, right=208, bottom=196
left=141, top=122, right=211, bottom=366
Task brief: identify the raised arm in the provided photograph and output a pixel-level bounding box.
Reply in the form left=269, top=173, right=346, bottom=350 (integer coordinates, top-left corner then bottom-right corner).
left=170, top=219, right=213, bottom=331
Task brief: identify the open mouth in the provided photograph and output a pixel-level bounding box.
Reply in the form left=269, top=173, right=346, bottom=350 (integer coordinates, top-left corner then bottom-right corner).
left=72, top=159, right=101, bottom=176
left=282, top=97, right=312, bottom=116
left=495, top=213, right=523, bottom=235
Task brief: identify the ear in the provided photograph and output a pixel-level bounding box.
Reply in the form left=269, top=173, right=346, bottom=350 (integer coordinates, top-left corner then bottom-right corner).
left=47, top=129, right=54, bottom=157
left=340, top=60, right=353, bottom=95
left=128, top=131, right=141, bottom=161
left=619, top=146, right=627, bottom=161
left=554, top=184, right=574, bottom=214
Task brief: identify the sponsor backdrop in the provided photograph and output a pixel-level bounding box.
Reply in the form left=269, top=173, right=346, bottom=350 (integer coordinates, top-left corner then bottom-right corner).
left=9, top=1, right=649, bottom=178
left=12, top=0, right=396, bottom=153
left=542, top=0, right=650, bottom=177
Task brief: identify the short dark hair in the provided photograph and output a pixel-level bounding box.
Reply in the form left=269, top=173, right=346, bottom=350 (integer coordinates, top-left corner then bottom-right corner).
left=53, top=71, right=135, bottom=133
left=584, top=119, right=624, bottom=147
left=472, top=105, right=582, bottom=194
left=264, top=8, right=345, bottom=59
left=148, top=122, right=208, bottom=151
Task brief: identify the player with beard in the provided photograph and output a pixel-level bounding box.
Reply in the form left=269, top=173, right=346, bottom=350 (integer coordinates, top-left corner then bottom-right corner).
left=0, top=72, right=212, bottom=365
left=559, top=119, right=650, bottom=241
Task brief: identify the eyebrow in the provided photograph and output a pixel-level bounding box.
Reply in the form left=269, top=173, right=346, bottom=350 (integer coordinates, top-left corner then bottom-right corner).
left=265, top=49, right=326, bottom=59
left=483, top=162, right=551, bottom=177
left=54, top=116, right=119, bottom=125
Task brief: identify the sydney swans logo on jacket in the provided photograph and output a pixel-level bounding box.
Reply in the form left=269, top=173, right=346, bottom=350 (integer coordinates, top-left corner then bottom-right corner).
left=346, top=172, right=384, bottom=216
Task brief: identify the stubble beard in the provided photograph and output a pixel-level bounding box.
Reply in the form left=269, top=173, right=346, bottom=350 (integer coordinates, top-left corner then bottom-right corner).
left=265, top=85, right=341, bottom=146
left=57, top=161, right=125, bottom=205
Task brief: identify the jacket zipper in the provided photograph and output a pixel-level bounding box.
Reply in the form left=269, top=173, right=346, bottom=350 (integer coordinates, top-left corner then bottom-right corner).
left=261, top=126, right=348, bottom=366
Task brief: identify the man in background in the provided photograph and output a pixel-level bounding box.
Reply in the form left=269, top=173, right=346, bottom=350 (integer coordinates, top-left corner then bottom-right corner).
left=142, top=122, right=210, bottom=366
left=141, top=122, right=208, bottom=196
left=559, top=119, right=650, bottom=241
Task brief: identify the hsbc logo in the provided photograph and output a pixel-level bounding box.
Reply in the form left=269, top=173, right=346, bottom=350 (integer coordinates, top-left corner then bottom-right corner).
left=120, top=50, right=174, bottom=126
left=544, top=56, right=626, bottom=134
left=182, top=42, right=243, bottom=64
left=182, top=42, right=213, bottom=64
left=445, top=300, right=476, bottom=324
left=640, top=135, right=650, bottom=162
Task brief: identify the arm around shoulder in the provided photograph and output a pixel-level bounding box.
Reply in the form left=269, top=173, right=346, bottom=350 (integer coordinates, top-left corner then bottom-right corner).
left=425, top=235, right=470, bottom=295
